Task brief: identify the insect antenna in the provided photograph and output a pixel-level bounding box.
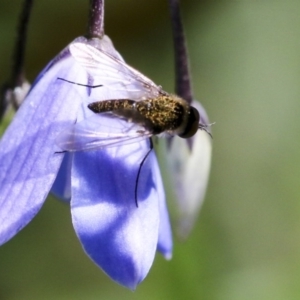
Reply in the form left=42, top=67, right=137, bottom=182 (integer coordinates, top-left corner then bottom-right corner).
left=198, top=122, right=215, bottom=139
left=135, top=138, right=153, bottom=207
left=57, top=77, right=103, bottom=88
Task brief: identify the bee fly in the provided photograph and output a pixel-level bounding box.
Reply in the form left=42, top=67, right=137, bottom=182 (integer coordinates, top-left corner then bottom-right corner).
left=87, top=94, right=202, bottom=139
left=67, top=42, right=211, bottom=139
left=58, top=42, right=211, bottom=206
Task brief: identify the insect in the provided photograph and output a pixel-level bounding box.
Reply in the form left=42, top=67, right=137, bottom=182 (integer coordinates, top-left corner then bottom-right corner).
left=57, top=42, right=209, bottom=152
left=57, top=42, right=210, bottom=206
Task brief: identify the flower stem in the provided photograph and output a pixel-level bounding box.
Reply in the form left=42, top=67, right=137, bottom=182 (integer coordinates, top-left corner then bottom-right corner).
left=168, top=0, right=193, bottom=104
left=11, top=0, right=33, bottom=89
left=87, top=0, right=105, bottom=39
left=0, top=0, right=33, bottom=120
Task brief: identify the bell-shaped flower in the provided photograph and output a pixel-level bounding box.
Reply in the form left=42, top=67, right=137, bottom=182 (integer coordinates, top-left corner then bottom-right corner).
left=164, top=101, right=212, bottom=239
left=0, top=35, right=172, bottom=289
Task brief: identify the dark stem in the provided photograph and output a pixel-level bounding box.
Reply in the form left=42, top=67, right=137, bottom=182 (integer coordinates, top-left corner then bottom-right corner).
left=87, top=0, right=105, bottom=38
left=11, top=0, right=33, bottom=87
left=0, top=0, right=33, bottom=120
left=10, top=0, right=33, bottom=109
left=168, top=0, right=193, bottom=104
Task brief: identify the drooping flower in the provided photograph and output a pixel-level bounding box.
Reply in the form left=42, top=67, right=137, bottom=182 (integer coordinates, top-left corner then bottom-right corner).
left=164, top=101, right=212, bottom=239
left=0, top=35, right=172, bottom=289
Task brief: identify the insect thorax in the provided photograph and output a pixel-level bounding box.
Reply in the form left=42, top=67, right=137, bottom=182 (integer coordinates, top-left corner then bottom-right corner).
left=135, top=95, right=187, bottom=134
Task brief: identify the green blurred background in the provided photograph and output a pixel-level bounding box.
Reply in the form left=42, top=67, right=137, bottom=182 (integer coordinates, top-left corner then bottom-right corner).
left=1, top=0, right=300, bottom=299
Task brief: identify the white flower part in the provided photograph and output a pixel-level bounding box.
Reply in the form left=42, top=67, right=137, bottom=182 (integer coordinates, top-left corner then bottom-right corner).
left=13, top=80, right=31, bottom=107
left=165, top=100, right=212, bottom=239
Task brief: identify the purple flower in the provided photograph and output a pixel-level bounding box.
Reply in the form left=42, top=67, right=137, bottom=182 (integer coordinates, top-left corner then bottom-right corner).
left=0, top=36, right=172, bottom=289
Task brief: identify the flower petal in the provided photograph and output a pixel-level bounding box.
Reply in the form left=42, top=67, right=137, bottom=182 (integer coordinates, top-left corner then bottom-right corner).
left=153, top=155, right=173, bottom=259
left=71, top=141, right=160, bottom=289
left=0, top=53, right=88, bottom=245
left=51, top=152, right=73, bottom=202
left=166, top=101, right=212, bottom=239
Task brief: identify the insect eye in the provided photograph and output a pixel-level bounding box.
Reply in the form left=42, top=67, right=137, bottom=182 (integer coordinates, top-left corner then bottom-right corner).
left=179, top=106, right=200, bottom=138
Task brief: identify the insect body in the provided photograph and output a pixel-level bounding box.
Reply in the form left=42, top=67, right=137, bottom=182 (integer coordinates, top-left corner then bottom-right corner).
left=88, top=94, right=200, bottom=138
left=58, top=42, right=208, bottom=152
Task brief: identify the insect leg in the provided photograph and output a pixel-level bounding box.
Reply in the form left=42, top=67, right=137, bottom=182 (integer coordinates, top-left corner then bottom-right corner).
left=54, top=150, right=67, bottom=154
left=57, top=77, right=102, bottom=88
left=135, top=138, right=153, bottom=207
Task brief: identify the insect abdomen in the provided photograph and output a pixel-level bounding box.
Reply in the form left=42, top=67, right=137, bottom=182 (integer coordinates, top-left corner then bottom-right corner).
left=88, top=99, right=135, bottom=113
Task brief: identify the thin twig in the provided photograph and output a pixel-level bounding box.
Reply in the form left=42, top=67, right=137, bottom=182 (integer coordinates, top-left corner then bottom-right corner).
left=87, top=0, right=105, bottom=39
left=11, top=0, right=33, bottom=94
left=0, top=0, right=34, bottom=120
left=168, top=0, right=193, bottom=104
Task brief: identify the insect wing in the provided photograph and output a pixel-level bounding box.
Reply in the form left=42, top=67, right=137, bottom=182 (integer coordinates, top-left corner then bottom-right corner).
left=56, top=114, right=152, bottom=152
left=69, top=42, right=161, bottom=100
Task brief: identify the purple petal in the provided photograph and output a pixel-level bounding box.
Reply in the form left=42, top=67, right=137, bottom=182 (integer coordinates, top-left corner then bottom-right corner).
left=0, top=53, right=88, bottom=245
left=51, top=152, right=73, bottom=202
left=71, top=141, right=160, bottom=289
left=153, top=155, right=173, bottom=259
